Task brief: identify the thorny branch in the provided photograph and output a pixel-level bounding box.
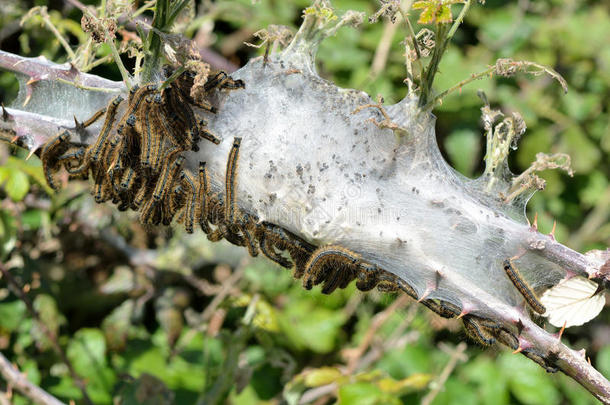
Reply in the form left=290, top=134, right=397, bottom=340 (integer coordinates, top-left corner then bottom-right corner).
left=0, top=351, right=65, bottom=405
left=0, top=35, right=609, bottom=405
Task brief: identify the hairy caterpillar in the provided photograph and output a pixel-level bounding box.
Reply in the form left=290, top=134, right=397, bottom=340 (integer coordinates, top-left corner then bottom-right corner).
left=503, top=259, right=546, bottom=314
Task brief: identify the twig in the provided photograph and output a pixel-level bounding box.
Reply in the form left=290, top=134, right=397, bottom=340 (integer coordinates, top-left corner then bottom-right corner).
left=397, top=0, right=424, bottom=92
left=419, top=22, right=449, bottom=106
left=198, top=294, right=258, bottom=405
left=0, top=50, right=124, bottom=91
left=420, top=342, right=468, bottom=405
left=354, top=303, right=419, bottom=372
left=426, top=65, right=495, bottom=109
left=0, top=352, right=65, bottom=405
left=104, top=30, right=133, bottom=87
left=298, top=383, right=337, bottom=405
left=345, top=294, right=410, bottom=373
left=27, top=7, right=77, bottom=61
left=426, top=58, right=568, bottom=110
left=446, top=0, right=472, bottom=42
left=302, top=300, right=419, bottom=405
left=200, top=261, right=246, bottom=322
left=418, top=0, right=472, bottom=107
left=370, top=19, right=399, bottom=79
left=0, top=264, right=93, bottom=405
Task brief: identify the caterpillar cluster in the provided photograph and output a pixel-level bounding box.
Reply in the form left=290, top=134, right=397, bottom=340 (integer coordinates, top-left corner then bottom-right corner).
left=36, top=67, right=556, bottom=370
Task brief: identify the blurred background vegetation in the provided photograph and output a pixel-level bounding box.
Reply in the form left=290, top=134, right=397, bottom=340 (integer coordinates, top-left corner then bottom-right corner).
left=0, top=0, right=609, bottom=404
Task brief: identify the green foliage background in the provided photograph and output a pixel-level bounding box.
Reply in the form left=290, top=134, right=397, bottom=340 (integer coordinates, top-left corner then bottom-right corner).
left=0, top=0, right=609, bottom=404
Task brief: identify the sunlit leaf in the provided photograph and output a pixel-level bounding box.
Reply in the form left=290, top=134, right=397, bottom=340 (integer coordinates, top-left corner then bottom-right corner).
left=413, top=0, right=464, bottom=24
left=376, top=373, right=431, bottom=395
left=0, top=166, right=29, bottom=201
left=303, top=367, right=343, bottom=387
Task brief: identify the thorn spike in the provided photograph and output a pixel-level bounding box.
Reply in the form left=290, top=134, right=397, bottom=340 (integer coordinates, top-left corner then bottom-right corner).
left=417, top=289, right=431, bottom=302
left=532, top=212, right=538, bottom=231
left=558, top=321, right=566, bottom=340
left=515, top=319, right=525, bottom=335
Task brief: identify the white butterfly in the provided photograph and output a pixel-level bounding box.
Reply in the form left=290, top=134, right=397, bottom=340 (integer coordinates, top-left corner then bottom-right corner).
left=540, top=276, right=606, bottom=328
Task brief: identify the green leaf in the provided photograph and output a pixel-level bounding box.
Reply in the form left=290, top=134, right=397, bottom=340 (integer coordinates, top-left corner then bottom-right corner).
left=233, top=294, right=280, bottom=332
left=100, top=266, right=136, bottom=294
left=376, top=373, right=431, bottom=395
left=0, top=168, right=8, bottom=186
left=0, top=210, right=17, bottom=259
left=67, top=328, right=108, bottom=371
left=561, top=91, right=600, bottom=122
left=434, top=48, right=492, bottom=112
left=462, top=356, right=510, bottom=405
left=558, top=126, right=601, bottom=174
left=444, top=129, right=481, bottom=176
left=278, top=299, right=346, bottom=353
left=20, top=209, right=48, bottom=230
left=32, top=294, right=65, bottom=351
left=6, top=156, right=49, bottom=194
left=47, top=376, right=83, bottom=401
left=500, top=352, right=560, bottom=405
left=156, top=307, right=183, bottom=348
left=0, top=300, right=27, bottom=332
left=125, top=344, right=170, bottom=382
left=377, top=345, right=433, bottom=379
left=20, top=359, right=41, bottom=386
left=558, top=374, right=599, bottom=405
left=337, top=382, right=400, bottom=405
left=431, top=377, right=480, bottom=405
left=102, top=299, right=136, bottom=351
left=0, top=166, right=29, bottom=201
left=66, top=328, right=116, bottom=404
left=579, top=170, right=608, bottom=207
left=598, top=346, right=610, bottom=379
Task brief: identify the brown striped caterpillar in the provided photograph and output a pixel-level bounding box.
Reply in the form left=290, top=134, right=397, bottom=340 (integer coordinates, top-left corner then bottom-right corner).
left=302, top=245, right=363, bottom=294
left=179, top=170, right=197, bottom=234
left=463, top=316, right=496, bottom=346
left=79, top=106, right=107, bottom=128
left=88, top=95, right=124, bottom=166
left=41, top=131, right=71, bottom=190
left=503, top=259, right=546, bottom=314
left=225, top=137, right=242, bottom=225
